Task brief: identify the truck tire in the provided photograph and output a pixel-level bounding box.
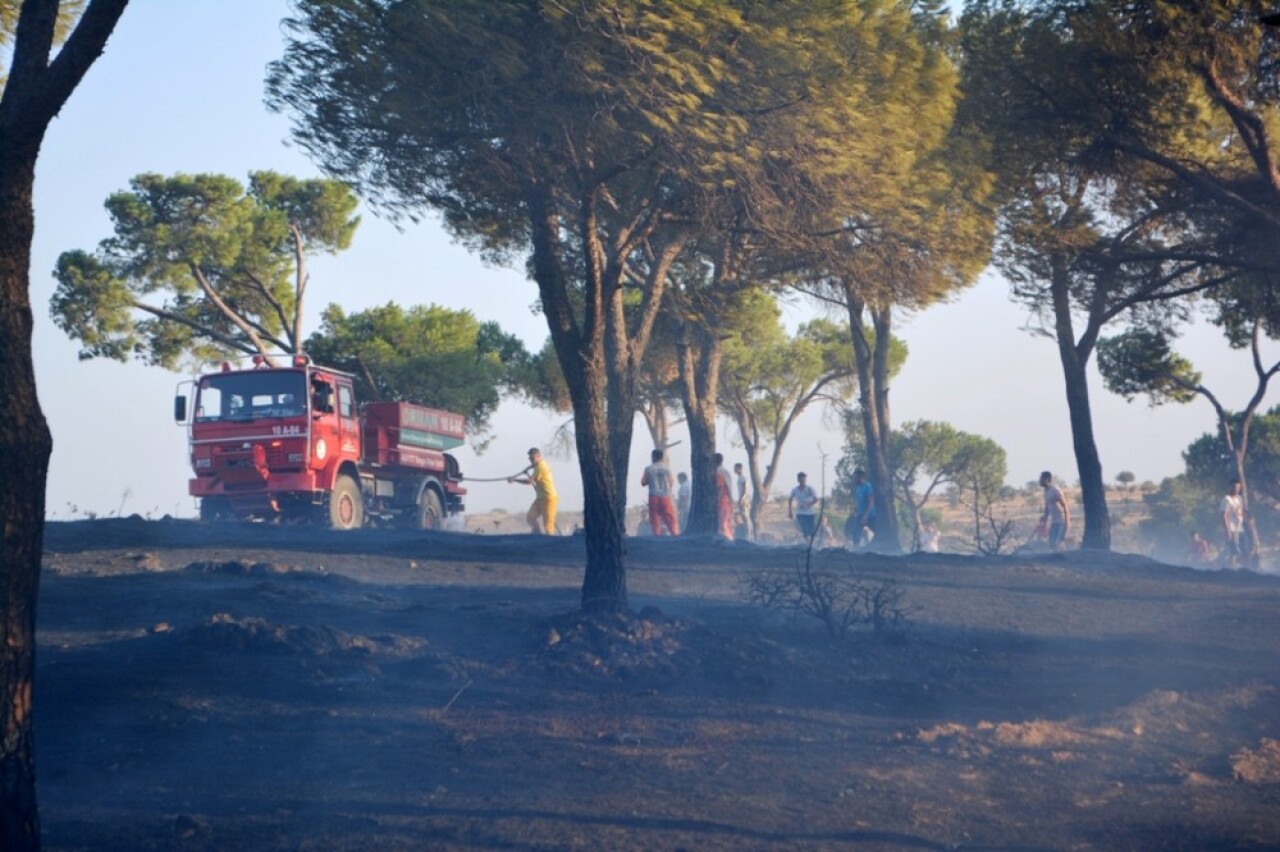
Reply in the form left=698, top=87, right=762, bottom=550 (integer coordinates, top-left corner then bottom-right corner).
left=327, top=474, right=364, bottom=530
left=412, top=489, right=445, bottom=531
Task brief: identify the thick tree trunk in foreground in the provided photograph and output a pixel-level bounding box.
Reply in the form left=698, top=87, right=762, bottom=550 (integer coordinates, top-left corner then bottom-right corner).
left=0, top=143, right=51, bottom=852
left=1, top=4, right=130, bottom=844
left=528, top=185, right=627, bottom=611
left=574, top=369, right=628, bottom=610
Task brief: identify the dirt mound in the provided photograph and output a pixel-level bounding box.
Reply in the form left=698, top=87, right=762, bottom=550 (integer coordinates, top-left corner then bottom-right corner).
left=537, top=607, right=688, bottom=680
left=531, top=607, right=848, bottom=697
left=183, top=613, right=426, bottom=658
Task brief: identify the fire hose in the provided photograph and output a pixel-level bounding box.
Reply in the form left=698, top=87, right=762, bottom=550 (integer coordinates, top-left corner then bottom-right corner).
left=460, top=467, right=535, bottom=483
left=461, top=440, right=681, bottom=483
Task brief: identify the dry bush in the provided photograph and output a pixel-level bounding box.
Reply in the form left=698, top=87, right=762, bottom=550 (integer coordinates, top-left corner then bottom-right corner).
left=744, top=550, right=915, bottom=642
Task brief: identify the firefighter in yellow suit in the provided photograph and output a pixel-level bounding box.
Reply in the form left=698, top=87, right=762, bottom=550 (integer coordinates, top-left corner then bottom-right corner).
left=509, top=447, right=558, bottom=534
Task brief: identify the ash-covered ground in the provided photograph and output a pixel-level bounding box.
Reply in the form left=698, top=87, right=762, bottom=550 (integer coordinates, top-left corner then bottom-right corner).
left=35, top=518, right=1280, bottom=850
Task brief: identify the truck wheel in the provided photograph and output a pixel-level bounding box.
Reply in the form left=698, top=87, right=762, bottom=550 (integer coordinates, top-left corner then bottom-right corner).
left=414, top=489, right=445, bottom=531
left=328, top=475, right=364, bottom=530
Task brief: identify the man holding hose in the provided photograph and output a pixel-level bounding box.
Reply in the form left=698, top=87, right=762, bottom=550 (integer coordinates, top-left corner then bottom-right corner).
left=509, top=447, right=558, bottom=534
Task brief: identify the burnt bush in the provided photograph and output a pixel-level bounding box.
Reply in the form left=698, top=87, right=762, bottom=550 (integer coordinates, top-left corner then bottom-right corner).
left=744, top=551, right=915, bottom=643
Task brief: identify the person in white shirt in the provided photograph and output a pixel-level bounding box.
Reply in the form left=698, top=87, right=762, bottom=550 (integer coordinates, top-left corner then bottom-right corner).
left=640, top=449, right=679, bottom=536
left=1220, top=478, right=1245, bottom=568
left=733, top=462, right=752, bottom=540
left=920, top=522, right=941, bottom=553
left=788, top=472, right=819, bottom=540
left=1039, top=470, right=1070, bottom=551
left=675, top=472, right=691, bottom=534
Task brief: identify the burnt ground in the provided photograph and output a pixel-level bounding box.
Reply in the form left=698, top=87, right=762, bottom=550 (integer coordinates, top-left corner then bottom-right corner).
left=35, top=518, right=1280, bottom=850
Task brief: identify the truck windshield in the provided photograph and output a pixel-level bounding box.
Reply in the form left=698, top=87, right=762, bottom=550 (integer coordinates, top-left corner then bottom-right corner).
left=194, top=371, right=307, bottom=422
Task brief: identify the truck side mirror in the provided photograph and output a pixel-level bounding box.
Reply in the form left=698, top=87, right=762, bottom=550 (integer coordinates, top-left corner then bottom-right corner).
left=174, top=395, right=187, bottom=423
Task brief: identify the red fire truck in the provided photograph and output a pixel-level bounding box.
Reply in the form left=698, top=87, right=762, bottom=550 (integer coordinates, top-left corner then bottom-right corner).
left=175, top=355, right=467, bottom=529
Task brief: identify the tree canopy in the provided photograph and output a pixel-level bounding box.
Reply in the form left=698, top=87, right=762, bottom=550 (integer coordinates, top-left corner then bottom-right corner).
left=50, top=171, right=359, bottom=368
left=1097, top=274, right=1280, bottom=566
left=303, top=301, right=530, bottom=444
left=1184, top=407, right=1280, bottom=506
left=956, top=0, right=1280, bottom=550
left=760, top=2, right=996, bottom=553
left=268, top=0, right=958, bottom=609
left=1141, top=407, right=1280, bottom=562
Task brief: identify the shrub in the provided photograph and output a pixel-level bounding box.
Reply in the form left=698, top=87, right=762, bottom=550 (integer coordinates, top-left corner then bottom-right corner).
left=744, top=550, right=915, bottom=642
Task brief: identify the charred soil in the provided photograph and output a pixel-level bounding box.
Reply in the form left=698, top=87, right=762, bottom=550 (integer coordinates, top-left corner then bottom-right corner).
left=36, top=518, right=1280, bottom=850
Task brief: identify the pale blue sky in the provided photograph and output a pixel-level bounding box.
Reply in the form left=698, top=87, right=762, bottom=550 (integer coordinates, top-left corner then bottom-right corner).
left=29, top=0, right=1275, bottom=520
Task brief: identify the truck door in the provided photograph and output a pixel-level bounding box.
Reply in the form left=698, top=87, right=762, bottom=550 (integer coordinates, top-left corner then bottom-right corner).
left=337, top=381, right=360, bottom=459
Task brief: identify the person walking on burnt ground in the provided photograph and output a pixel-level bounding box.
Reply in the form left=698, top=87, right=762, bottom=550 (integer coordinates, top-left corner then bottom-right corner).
left=1039, top=470, right=1070, bottom=552
left=788, top=472, right=819, bottom=541
left=641, top=448, right=679, bottom=536
left=1220, top=479, right=1246, bottom=569
left=845, top=468, right=877, bottom=548
left=676, top=472, right=691, bottom=534
left=508, top=447, right=558, bottom=535
left=920, top=521, right=941, bottom=554
left=713, top=453, right=735, bottom=540
left=733, top=462, right=752, bottom=540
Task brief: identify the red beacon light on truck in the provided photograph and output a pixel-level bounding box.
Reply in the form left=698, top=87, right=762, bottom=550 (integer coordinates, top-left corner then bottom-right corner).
left=292, top=353, right=310, bottom=367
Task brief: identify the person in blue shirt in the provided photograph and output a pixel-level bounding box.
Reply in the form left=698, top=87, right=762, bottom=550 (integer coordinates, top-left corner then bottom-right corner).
left=846, top=467, right=876, bottom=548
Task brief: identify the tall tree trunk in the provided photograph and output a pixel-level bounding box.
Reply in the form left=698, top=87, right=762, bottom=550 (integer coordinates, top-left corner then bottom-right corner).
left=0, top=138, right=50, bottom=852
left=1229, top=320, right=1275, bottom=570
left=605, top=360, right=638, bottom=523
left=868, top=306, right=901, bottom=552
left=1059, top=352, right=1109, bottom=550
left=677, top=323, right=723, bottom=536
left=290, top=222, right=307, bottom=350
left=603, top=232, right=683, bottom=524
left=1230, top=445, right=1262, bottom=570
left=1050, top=262, right=1111, bottom=550
left=845, top=295, right=901, bottom=553
left=528, top=184, right=627, bottom=611
left=0, top=5, right=131, bottom=844
left=1200, top=320, right=1277, bottom=570
left=744, top=435, right=766, bottom=539
left=575, top=366, right=628, bottom=609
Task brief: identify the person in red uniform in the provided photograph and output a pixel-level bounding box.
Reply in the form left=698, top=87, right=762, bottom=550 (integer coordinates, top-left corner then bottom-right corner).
left=713, top=453, right=735, bottom=539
